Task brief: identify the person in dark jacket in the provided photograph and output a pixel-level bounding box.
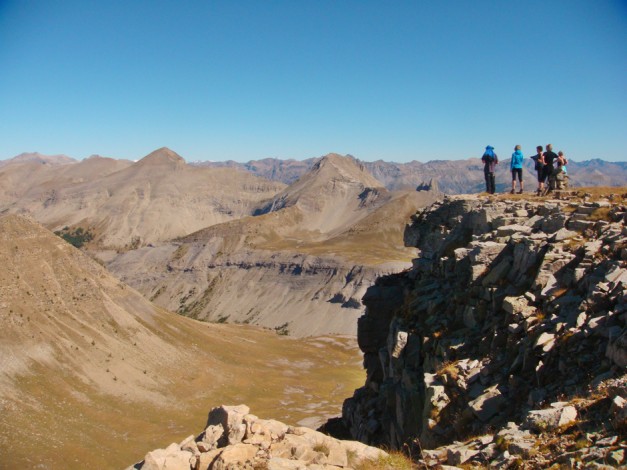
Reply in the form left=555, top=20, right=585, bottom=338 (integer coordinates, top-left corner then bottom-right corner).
left=481, top=145, right=498, bottom=194
left=543, top=144, right=559, bottom=191
left=510, top=145, right=524, bottom=194
left=530, top=145, right=545, bottom=194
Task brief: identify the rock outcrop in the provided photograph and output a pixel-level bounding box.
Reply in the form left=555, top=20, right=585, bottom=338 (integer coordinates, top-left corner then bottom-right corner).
left=128, top=405, right=388, bottom=470
left=342, top=192, right=627, bottom=467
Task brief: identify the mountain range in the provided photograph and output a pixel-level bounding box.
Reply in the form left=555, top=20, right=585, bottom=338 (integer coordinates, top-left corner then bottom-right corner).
left=194, top=154, right=627, bottom=193
left=0, top=148, right=284, bottom=247
left=0, top=148, right=440, bottom=339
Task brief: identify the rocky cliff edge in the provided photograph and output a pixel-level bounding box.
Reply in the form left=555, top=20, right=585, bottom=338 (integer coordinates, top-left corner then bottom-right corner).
left=343, top=191, right=627, bottom=468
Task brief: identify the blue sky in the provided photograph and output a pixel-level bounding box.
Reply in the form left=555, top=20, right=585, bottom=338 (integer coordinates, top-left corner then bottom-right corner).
left=0, top=1, right=625, bottom=163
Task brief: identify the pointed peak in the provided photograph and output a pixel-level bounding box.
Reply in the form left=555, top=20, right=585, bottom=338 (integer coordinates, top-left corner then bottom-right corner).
left=316, top=153, right=355, bottom=165
left=309, top=153, right=383, bottom=188
left=136, top=147, right=186, bottom=167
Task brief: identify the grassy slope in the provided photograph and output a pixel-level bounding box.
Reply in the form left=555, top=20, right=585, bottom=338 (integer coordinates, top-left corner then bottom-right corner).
left=0, top=215, right=363, bottom=469
left=0, top=318, right=363, bottom=469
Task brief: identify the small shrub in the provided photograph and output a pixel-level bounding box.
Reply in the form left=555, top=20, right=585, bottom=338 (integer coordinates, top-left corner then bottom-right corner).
left=588, top=207, right=611, bottom=222
left=55, top=226, right=94, bottom=248
left=274, top=322, right=290, bottom=336
left=354, top=451, right=415, bottom=470
left=435, top=361, right=459, bottom=381
left=313, top=442, right=330, bottom=456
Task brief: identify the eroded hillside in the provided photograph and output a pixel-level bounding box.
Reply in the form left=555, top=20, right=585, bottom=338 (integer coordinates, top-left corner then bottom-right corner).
left=105, top=155, right=440, bottom=336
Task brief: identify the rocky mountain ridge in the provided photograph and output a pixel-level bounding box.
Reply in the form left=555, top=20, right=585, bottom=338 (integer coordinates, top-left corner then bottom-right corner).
left=195, top=156, right=627, bottom=194
left=341, top=190, right=627, bottom=467
left=4, top=151, right=625, bottom=196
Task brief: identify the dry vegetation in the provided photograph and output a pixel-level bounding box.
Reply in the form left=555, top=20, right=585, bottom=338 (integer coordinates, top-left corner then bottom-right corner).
left=353, top=451, right=417, bottom=470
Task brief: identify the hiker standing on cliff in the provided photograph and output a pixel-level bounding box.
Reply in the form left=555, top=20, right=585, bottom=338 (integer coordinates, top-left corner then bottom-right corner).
left=481, top=145, right=498, bottom=194
left=543, top=144, right=559, bottom=191
left=510, top=145, right=524, bottom=194
left=530, top=145, right=545, bottom=194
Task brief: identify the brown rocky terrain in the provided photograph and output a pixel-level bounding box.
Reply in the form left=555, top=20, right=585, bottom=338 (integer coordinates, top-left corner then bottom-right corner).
left=0, top=214, right=364, bottom=469
left=104, top=155, right=440, bottom=336
left=342, top=188, right=627, bottom=467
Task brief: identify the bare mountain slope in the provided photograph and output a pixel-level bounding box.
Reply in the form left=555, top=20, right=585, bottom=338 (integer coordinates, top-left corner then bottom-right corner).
left=0, top=147, right=285, bottom=247
left=105, top=155, right=440, bottom=337
left=193, top=157, right=316, bottom=185
left=0, top=214, right=363, bottom=469
left=0, top=154, right=133, bottom=206
left=254, top=153, right=389, bottom=235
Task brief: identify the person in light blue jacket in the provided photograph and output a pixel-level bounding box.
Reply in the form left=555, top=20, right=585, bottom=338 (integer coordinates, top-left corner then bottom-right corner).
left=510, top=145, right=524, bottom=194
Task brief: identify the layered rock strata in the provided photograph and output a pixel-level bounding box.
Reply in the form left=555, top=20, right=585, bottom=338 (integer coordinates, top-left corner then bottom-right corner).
left=342, top=193, right=627, bottom=467
left=128, top=405, right=387, bottom=470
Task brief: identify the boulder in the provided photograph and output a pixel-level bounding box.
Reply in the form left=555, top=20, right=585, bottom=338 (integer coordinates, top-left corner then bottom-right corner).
left=468, top=386, right=506, bottom=422
left=606, top=330, right=627, bottom=368
left=200, top=424, right=224, bottom=450
left=496, top=224, right=533, bottom=237
left=207, top=405, right=250, bottom=446
left=552, top=228, right=578, bottom=242
left=142, top=444, right=193, bottom=470
left=524, top=403, right=577, bottom=432
left=266, top=458, right=309, bottom=469
left=610, top=396, right=627, bottom=429
left=211, top=443, right=258, bottom=470
left=534, top=332, right=556, bottom=353
left=446, top=443, right=480, bottom=465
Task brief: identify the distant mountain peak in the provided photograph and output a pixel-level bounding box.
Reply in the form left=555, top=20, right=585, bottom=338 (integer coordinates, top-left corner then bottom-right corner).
left=136, top=147, right=186, bottom=167
left=310, top=153, right=383, bottom=188
left=9, top=152, right=76, bottom=165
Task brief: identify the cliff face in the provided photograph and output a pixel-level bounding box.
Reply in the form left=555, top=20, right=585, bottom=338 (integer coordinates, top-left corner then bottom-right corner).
left=342, top=192, right=627, bottom=466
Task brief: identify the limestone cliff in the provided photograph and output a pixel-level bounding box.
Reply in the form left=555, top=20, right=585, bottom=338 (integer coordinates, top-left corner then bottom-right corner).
left=342, top=192, right=627, bottom=467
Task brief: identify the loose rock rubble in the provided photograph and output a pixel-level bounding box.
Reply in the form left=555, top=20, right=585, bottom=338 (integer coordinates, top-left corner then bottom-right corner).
left=127, top=405, right=388, bottom=470
left=343, top=193, right=627, bottom=467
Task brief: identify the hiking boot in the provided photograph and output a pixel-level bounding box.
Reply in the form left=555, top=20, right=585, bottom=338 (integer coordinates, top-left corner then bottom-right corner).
left=510, top=190, right=515, bottom=194
left=517, top=190, right=523, bottom=194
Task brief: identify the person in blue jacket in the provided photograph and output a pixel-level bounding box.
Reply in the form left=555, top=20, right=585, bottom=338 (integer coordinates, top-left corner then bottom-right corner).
left=481, top=145, right=498, bottom=194
left=511, top=145, right=524, bottom=194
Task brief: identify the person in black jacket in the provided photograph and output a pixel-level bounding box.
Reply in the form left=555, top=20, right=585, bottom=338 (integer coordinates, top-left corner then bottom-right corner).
left=542, top=144, right=559, bottom=191
left=530, top=145, right=545, bottom=194
left=481, top=145, right=498, bottom=194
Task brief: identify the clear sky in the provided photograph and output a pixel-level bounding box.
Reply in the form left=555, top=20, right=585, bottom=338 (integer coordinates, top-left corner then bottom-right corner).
left=0, top=1, right=625, bottom=163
